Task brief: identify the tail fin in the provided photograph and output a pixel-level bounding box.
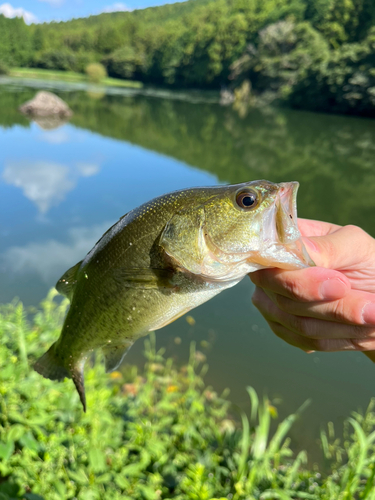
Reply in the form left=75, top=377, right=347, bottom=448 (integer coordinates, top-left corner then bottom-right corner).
left=34, top=343, right=70, bottom=381
left=34, top=344, right=87, bottom=412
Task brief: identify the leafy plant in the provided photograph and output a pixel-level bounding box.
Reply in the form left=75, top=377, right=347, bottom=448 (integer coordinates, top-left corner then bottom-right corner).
left=85, top=63, right=107, bottom=83
left=0, top=60, right=9, bottom=75
left=1, top=292, right=375, bottom=498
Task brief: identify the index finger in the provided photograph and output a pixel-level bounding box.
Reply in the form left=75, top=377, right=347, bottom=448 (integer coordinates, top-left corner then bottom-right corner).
left=297, top=218, right=342, bottom=237
left=249, top=266, right=350, bottom=302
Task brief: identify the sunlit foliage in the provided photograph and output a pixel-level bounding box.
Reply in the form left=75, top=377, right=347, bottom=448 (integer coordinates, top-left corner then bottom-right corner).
left=0, top=0, right=374, bottom=114
left=1, top=292, right=375, bottom=498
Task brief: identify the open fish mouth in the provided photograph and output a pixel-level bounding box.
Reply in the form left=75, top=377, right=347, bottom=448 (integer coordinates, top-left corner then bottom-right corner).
left=275, top=182, right=315, bottom=268
left=253, top=181, right=315, bottom=270
left=275, top=182, right=299, bottom=244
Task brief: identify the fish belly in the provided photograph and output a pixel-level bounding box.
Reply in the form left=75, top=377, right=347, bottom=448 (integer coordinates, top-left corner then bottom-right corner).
left=55, top=274, right=240, bottom=364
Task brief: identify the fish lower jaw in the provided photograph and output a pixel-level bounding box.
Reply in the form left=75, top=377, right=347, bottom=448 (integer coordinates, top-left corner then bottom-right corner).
left=246, top=242, right=313, bottom=270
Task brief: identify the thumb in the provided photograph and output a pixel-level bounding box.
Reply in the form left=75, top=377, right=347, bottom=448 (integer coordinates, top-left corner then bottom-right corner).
left=302, top=225, right=373, bottom=270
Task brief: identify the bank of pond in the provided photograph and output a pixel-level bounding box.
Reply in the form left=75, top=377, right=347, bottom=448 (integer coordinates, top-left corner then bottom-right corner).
left=1, top=291, right=375, bottom=500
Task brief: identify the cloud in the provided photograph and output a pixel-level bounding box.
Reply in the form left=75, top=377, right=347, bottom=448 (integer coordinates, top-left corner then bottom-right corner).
left=2, top=160, right=101, bottom=214
left=101, top=2, right=132, bottom=13
left=2, top=222, right=112, bottom=283
left=0, top=3, right=38, bottom=24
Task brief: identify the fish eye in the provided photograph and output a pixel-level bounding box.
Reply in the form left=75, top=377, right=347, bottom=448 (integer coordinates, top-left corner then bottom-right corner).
left=235, top=189, right=258, bottom=210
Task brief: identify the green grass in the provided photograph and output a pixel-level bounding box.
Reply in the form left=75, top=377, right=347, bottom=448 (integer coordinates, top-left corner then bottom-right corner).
left=1, top=291, right=375, bottom=499
left=8, top=68, right=143, bottom=89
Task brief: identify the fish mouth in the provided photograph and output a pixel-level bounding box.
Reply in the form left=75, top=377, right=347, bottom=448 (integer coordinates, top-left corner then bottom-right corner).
left=255, top=182, right=315, bottom=270
left=276, top=182, right=315, bottom=268
left=275, top=182, right=299, bottom=244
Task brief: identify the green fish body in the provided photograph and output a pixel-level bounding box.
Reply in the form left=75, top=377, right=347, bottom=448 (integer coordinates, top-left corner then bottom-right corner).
left=34, top=181, right=313, bottom=410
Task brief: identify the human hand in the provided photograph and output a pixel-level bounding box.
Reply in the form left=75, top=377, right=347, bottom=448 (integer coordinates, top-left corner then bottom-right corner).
left=250, top=219, right=375, bottom=362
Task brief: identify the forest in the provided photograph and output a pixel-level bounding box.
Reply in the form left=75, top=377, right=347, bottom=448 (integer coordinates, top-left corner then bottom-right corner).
left=0, top=0, right=375, bottom=115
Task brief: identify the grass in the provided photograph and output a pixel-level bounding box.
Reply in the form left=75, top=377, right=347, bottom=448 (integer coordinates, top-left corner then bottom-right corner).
left=1, top=290, right=375, bottom=499
left=7, top=68, right=143, bottom=89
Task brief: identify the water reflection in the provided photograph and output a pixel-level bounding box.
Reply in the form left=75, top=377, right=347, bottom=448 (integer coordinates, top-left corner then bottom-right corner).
left=1, top=83, right=375, bottom=456
left=3, top=160, right=100, bottom=213
left=38, top=128, right=70, bottom=144
left=33, top=115, right=70, bottom=130
left=66, top=89, right=375, bottom=234
left=2, top=222, right=111, bottom=283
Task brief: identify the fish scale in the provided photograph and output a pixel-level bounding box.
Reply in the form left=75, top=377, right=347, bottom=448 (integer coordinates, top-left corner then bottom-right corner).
left=34, top=180, right=314, bottom=411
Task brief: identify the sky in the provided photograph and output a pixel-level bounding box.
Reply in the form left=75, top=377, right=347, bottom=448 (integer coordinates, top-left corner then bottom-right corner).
left=0, top=0, right=187, bottom=23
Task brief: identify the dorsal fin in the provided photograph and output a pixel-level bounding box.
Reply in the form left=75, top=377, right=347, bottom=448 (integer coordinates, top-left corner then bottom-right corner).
left=56, top=260, right=82, bottom=301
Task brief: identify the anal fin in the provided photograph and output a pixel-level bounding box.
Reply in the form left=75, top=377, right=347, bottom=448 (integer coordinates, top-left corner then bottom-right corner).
left=71, top=364, right=86, bottom=413
left=102, top=342, right=133, bottom=372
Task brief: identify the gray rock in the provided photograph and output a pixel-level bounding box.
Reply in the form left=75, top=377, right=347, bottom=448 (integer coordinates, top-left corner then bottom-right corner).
left=19, top=91, right=73, bottom=118
left=220, top=89, right=235, bottom=106
left=33, top=115, right=70, bottom=130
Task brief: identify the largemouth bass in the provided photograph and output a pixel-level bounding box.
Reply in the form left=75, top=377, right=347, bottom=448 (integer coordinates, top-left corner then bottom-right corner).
left=34, top=180, right=314, bottom=411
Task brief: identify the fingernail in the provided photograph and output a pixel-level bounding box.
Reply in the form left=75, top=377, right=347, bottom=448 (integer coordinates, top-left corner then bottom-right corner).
left=362, top=302, right=375, bottom=325
left=320, top=278, right=347, bottom=300
left=302, top=237, right=319, bottom=254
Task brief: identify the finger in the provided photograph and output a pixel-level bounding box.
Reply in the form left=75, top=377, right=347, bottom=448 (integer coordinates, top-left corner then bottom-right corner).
left=263, top=288, right=375, bottom=326
left=297, top=218, right=341, bottom=237
left=250, top=266, right=350, bottom=302
left=252, top=287, right=375, bottom=340
left=301, top=225, right=374, bottom=270
left=267, top=320, right=375, bottom=352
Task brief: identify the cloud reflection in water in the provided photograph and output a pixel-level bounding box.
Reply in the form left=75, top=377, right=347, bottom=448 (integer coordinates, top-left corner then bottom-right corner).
left=2, top=222, right=112, bottom=283
left=2, top=160, right=100, bottom=214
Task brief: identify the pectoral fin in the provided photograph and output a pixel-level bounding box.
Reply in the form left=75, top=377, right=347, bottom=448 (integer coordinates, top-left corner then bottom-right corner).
left=56, top=261, right=82, bottom=301
left=102, top=342, right=134, bottom=372
left=160, top=207, right=208, bottom=275
left=160, top=207, right=229, bottom=279
left=113, top=268, right=177, bottom=289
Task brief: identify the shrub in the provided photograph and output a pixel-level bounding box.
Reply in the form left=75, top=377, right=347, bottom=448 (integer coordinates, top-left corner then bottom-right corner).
left=0, top=60, right=9, bottom=75
left=35, top=50, right=78, bottom=72
left=104, top=46, right=144, bottom=80
left=85, top=62, right=107, bottom=83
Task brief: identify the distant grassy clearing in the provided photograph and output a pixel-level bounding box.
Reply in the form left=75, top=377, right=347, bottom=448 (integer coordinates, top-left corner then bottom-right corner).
left=9, top=67, right=143, bottom=89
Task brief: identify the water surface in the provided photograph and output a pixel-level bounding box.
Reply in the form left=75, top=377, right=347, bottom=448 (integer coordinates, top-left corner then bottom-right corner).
left=1, top=82, right=375, bottom=454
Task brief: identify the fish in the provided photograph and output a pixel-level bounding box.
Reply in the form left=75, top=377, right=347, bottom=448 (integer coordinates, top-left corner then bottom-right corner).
left=34, top=180, right=314, bottom=411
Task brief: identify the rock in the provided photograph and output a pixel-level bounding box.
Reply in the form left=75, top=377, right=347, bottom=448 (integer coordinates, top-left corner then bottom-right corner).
left=219, top=89, right=235, bottom=106
left=32, top=115, right=70, bottom=131
left=19, top=91, right=73, bottom=118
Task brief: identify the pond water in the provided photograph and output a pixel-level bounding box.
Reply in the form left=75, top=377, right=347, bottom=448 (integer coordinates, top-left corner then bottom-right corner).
left=1, top=80, right=375, bottom=455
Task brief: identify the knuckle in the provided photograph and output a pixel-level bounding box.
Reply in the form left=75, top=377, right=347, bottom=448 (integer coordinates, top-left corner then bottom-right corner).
left=273, top=293, right=292, bottom=312
left=282, top=278, right=303, bottom=300
left=330, top=299, right=350, bottom=322
left=289, top=314, right=306, bottom=335
left=344, top=225, right=373, bottom=257
left=331, top=299, right=363, bottom=325
left=345, top=224, right=365, bottom=237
